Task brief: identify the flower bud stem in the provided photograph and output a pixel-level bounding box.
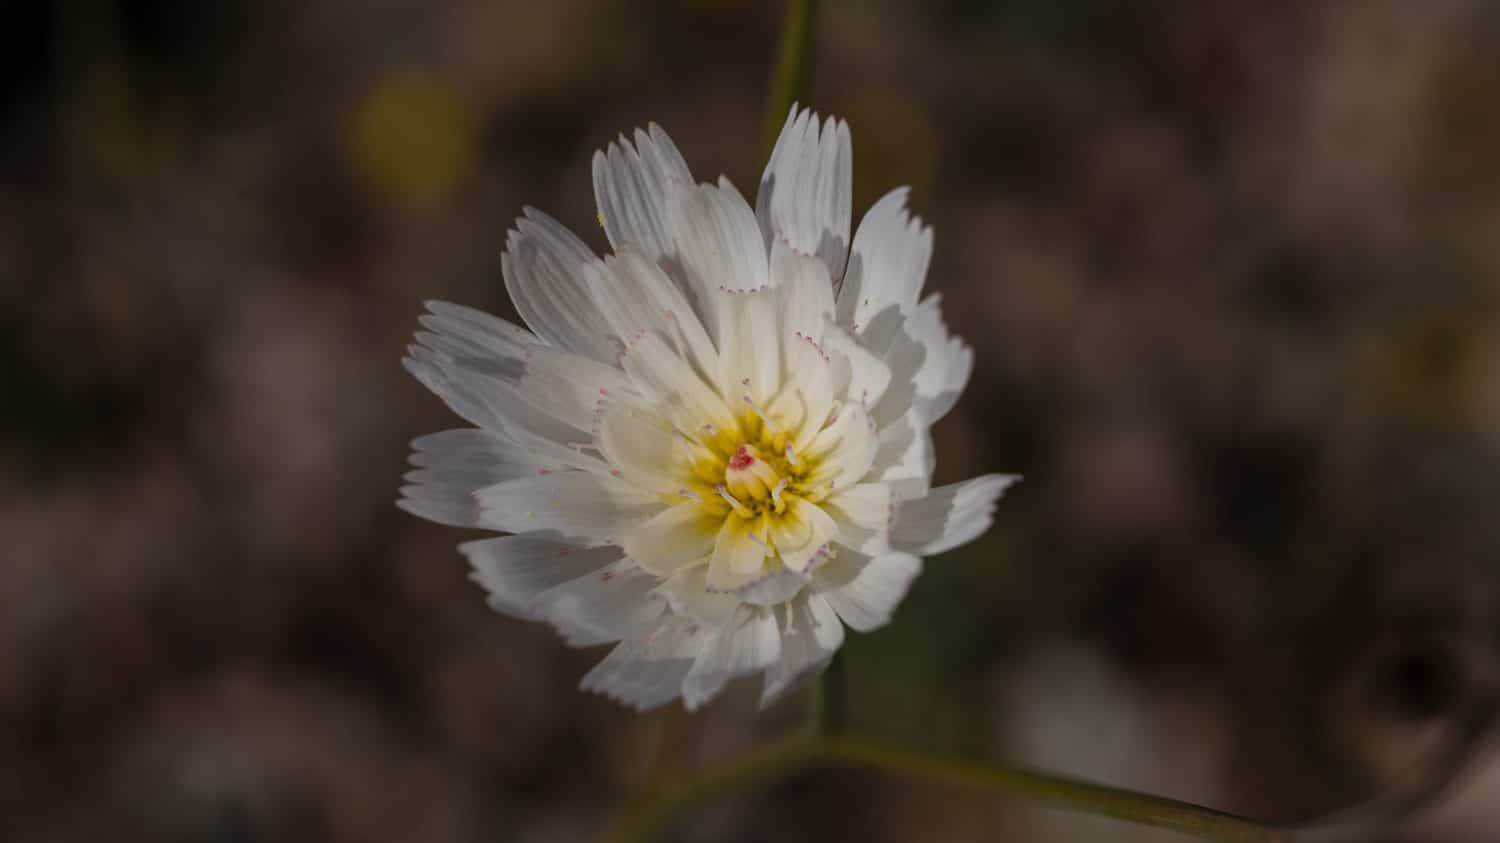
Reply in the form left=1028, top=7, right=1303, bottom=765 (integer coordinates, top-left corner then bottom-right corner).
left=761, top=0, right=817, bottom=160
left=614, top=734, right=1281, bottom=843
left=611, top=690, right=1499, bottom=843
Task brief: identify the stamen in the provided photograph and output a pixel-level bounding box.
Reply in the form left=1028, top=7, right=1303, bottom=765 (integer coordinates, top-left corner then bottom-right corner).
left=676, top=429, right=720, bottom=466
left=742, top=390, right=779, bottom=433
left=715, top=485, right=752, bottom=516
left=770, top=478, right=787, bottom=509
left=826, top=400, right=843, bottom=427
left=677, top=487, right=703, bottom=503
left=784, top=443, right=801, bottom=467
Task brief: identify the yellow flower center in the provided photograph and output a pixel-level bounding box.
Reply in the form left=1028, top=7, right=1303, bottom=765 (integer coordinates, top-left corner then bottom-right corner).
left=678, top=409, right=828, bottom=519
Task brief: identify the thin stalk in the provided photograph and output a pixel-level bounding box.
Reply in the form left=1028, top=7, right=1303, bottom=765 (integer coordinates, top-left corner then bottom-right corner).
left=613, top=737, right=813, bottom=843
left=802, top=653, right=845, bottom=739
left=802, top=670, right=824, bottom=738
left=613, top=734, right=1284, bottom=843
left=819, top=652, right=846, bottom=736
left=613, top=685, right=1497, bottom=843
left=820, top=737, right=1282, bottom=843
left=761, top=0, right=817, bottom=159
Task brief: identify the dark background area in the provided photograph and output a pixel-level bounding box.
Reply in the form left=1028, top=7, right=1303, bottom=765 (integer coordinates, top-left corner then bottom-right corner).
left=3, top=1, right=1500, bottom=840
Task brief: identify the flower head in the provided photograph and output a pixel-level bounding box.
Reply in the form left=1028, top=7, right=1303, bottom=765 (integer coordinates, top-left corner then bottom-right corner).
left=401, top=106, right=1019, bottom=710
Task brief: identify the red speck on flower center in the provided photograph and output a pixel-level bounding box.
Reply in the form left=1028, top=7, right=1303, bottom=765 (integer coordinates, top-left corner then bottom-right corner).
left=728, top=446, right=755, bottom=471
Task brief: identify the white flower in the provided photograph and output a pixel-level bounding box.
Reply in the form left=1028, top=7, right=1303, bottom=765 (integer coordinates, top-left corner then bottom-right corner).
left=401, top=106, right=1019, bottom=711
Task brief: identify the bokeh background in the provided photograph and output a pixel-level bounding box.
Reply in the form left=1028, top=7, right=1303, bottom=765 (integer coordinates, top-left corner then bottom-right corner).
left=4, top=0, right=1500, bottom=840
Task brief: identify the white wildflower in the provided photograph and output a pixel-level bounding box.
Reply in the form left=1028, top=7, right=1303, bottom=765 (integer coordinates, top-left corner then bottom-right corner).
left=401, top=105, right=1019, bottom=711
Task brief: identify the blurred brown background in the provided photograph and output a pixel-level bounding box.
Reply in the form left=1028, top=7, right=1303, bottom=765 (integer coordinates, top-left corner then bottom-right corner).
left=4, top=0, right=1500, bottom=840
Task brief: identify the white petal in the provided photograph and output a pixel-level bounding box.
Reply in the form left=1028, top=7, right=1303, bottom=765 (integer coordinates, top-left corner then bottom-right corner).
left=735, top=565, right=809, bottom=606
left=533, top=557, right=666, bottom=646
left=835, top=187, right=932, bottom=342
left=407, top=428, right=549, bottom=471
left=682, top=605, right=782, bottom=710
left=768, top=334, right=836, bottom=452
left=761, top=592, right=844, bottom=706
left=406, top=343, right=623, bottom=482
left=820, top=482, right=893, bottom=554
left=483, top=377, right=617, bottom=475
left=822, top=324, right=892, bottom=411
left=668, top=180, right=770, bottom=344
left=656, top=564, right=741, bottom=625
left=592, top=124, right=694, bottom=266
left=460, top=531, right=623, bottom=616
left=397, top=481, right=514, bottom=529
left=802, top=402, right=879, bottom=493
left=715, top=282, right=781, bottom=405
left=620, top=331, right=740, bottom=436
left=596, top=399, right=688, bottom=495
left=770, top=237, right=836, bottom=367
left=890, top=474, right=1021, bottom=555
left=416, top=300, right=535, bottom=374
left=856, top=292, right=972, bottom=434
left=622, top=502, right=719, bottom=575
left=867, top=321, right=925, bottom=429
left=403, top=349, right=514, bottom=432
left=933, top=341, right=974, bottom=423
left=757, top=106, right=853, bottom=282
left=518, top=346, right=634, bottom=432
left=407, top=335, right=618, bottom=476
left=586, top=247, right=718, bottom=381
left=502, top=207, right=617, bottom=362
left=813, top=549, right=922, bottom=632
left=398, top=429, right=554, bottom=527
left=708, top=515, right=772, bottom=590
left=580, top=615, right=700, bottom=711
left=867, top=410, right=935, bottom=502
left=767, top=497, right=838, bottom=573
left=902, top=294, right=972, bottom=423
left=475, top=471, right=660, bottom=540
left=404, top=344, right=527, bottom=430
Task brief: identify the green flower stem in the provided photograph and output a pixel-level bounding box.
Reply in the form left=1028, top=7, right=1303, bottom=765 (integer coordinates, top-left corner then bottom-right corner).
left=761, top=0, right=817, bottom=159
left=802, top=671, right=824, bottom=737
left=613, top=686, right=1499, bottom=843
left=819, top=738, right=1281, bottom=842
left=613, top=734, right=1283, bottom=843
left=818, top=651, right=846, bottom=736
left=802, top=653, right=846, bottom=739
